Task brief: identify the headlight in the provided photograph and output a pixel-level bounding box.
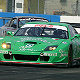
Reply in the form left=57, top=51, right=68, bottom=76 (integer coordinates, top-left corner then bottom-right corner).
left=2, top=43, right=11, bottom=49
left=44, top=46, right=58, bottom=51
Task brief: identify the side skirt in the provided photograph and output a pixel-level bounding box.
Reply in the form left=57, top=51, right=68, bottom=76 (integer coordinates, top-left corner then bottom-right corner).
left=0, top=61, right=68, bottom=67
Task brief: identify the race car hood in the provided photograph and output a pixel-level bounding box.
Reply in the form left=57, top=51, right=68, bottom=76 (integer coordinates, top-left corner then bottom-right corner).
left=2, top=36, right=65, bottom=52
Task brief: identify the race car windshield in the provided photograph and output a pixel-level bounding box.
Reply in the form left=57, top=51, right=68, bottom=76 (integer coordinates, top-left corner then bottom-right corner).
left=14, top=27, right=68, bottom=39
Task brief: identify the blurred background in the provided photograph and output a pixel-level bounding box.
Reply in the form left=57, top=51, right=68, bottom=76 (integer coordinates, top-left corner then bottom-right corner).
left=0, top=0, right=80, bottom=16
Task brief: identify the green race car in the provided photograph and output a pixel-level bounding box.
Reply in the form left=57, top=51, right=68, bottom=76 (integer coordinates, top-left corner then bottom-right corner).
left=0, top=22, right=80, bottom=67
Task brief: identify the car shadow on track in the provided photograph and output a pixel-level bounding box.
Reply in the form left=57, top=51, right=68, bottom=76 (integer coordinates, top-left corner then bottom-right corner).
left=0, top=63, right=80, bottom=69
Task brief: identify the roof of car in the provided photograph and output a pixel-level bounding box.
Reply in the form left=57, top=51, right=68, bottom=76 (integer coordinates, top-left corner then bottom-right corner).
left=13, top=16, right=48, bottom=19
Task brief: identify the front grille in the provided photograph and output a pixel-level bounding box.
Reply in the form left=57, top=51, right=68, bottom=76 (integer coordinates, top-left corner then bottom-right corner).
left=4, top=54, right=13, bottom=59
left=14, top=54, right=39, bottom=61
left=40, top=56, right=49, bottom=61
left=4, top=54, right=50, bottom=62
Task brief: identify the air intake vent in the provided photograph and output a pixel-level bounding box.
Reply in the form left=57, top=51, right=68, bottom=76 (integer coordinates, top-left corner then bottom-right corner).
left=40, top=56, right=49, bottom=61
left=24, top=42, right=37, bottom=44
left=14, top=54, right=39, bottom=61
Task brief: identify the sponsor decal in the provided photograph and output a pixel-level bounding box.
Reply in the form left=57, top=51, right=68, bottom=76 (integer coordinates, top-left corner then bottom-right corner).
left=20, top=38, right=50, bottom=43
left=60, top=53, right=67, bottom=58
left=59, top=49, right=67, bottom=57
left=62, top=42, right=67, bottom=44
left=19, top=44, right=34, bottom=51
left=20, top=37, right=42, bottom=42
left=43, top=53, right=57, bottom=56
left=0, top=50, right=8, bottom=54
left=35, top=24, right=54, bottom=28
left=59, top=49, right=64, bottom=53
left=22, top=24, right=67, bottom=31
left=6, top=42, right=11, bottom=43
left=0, top=38, right=3, bottom=40
left=17, top=41, right=20, bottom=42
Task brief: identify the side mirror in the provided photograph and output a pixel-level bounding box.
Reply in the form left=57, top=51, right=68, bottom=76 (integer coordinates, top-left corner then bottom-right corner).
left=7, top=31, right=13, bottom=36
left=71, top=34, right=80, bottom=40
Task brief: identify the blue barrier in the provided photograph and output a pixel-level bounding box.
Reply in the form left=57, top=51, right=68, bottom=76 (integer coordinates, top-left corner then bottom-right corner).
left=0, top=12, right=60, bottom=27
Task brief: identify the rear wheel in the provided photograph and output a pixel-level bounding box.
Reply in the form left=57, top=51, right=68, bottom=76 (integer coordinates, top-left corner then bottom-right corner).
left=68, top=46, right=80, bottom=67
left=68, top=46, right=73, bottom=67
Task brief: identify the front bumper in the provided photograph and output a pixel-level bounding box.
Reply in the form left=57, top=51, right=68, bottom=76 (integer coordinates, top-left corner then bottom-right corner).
left=0, top=50, right=68, bottom=66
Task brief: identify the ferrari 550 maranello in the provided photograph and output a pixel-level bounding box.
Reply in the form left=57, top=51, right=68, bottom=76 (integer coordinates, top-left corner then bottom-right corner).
left=0, top=22, right=80, bottom=67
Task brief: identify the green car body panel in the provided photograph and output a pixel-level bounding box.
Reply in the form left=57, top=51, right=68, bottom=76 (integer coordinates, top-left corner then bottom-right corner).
left=0, top=22, right=80, bottom=67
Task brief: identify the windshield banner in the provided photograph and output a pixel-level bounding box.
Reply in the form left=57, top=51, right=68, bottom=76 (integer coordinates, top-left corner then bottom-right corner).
left=22, top=24, right=67, bottom=31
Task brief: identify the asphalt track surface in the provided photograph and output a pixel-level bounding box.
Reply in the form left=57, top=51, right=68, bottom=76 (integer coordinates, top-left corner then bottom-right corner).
left=0, top=64, right=80, bottom=80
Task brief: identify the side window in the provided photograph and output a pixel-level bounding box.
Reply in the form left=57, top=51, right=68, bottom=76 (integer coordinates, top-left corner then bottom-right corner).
left=68, top=25, right=78, bottom=37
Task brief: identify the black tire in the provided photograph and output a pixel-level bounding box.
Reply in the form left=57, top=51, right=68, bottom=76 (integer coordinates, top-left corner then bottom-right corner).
left=68, top=46, right=73, bottom=67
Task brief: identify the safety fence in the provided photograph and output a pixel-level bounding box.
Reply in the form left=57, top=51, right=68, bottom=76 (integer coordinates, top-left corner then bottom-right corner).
left=0, top=12, right=60, bottom=27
